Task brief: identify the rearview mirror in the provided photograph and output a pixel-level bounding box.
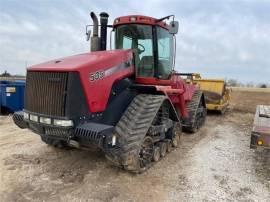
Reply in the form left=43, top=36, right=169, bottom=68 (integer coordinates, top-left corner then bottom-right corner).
left=169, top=21, right=179, bottom=34
left=86, top=29, right=91, bottom=41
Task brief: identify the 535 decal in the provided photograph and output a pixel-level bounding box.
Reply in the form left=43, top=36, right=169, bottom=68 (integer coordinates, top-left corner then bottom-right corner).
left=90, top=71, right=105, bottom=82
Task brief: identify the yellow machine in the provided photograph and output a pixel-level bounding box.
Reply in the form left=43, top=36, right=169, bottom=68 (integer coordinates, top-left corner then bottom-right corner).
left=181, top=73, right=231, bottom=113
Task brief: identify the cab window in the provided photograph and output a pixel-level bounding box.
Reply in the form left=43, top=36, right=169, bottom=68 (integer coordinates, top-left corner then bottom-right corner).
left=123, top=36, right=132, bottom=49
left=115, top=24, right=154, bottom=77
left=157, top=27, right=173, bottom=79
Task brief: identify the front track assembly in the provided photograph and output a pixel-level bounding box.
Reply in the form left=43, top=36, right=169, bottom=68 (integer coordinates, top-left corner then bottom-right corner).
left=106, top=94, right=182, bottom=173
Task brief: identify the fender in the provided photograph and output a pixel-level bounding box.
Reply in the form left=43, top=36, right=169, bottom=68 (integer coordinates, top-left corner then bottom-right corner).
left=130, top=84, right=181, bottom=122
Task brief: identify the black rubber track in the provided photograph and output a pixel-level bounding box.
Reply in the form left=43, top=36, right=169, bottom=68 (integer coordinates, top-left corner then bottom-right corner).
left=106, top=94, right=170, bottom=173
left=184, top=90, right=207, bottom=132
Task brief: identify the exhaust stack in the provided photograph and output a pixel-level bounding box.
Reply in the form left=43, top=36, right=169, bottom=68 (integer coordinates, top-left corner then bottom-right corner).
left=90, top=12, right=100, bottom=51
left=99, top=12, right=109, bottom=51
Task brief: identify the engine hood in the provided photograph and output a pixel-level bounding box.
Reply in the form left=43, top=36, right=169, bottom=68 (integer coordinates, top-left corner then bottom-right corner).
left=28, top=49, right=133, bottom=73
left=27, top=49, right=134, bottom=113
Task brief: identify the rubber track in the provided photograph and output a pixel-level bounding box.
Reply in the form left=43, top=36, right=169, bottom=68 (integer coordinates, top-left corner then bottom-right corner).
left=186, top=90, right=203, bottom=129
left=106, top=94, right=167, bottom=172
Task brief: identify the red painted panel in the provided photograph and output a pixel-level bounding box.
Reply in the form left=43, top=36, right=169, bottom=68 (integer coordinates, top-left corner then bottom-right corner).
left=136, top=74, right=197, bottom=118
left=28, top=50, right=134, bottom=113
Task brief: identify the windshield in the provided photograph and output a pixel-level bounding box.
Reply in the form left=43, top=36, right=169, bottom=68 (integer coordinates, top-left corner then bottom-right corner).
left=115, top=24, right=174, bottom=79
left=115, top=24, right=154, bottom=77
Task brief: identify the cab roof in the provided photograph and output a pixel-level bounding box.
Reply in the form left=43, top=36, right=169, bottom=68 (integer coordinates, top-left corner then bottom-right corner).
left=113, top=15, right=170, bottom=30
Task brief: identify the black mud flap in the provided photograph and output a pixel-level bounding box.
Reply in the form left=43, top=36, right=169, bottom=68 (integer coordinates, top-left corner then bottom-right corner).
left=250, top=133, right=258, bottom=149
left=74, top=122, right=114, bottom=149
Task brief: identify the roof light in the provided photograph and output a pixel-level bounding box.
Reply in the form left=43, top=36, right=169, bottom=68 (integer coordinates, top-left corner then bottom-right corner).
left=130, top=17, right=137, bottom=22
left=115, top=19, right=120, bottom=23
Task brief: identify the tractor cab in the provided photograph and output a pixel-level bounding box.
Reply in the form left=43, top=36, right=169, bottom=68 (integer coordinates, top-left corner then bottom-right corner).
left=112, top=15, right=179, bottom=82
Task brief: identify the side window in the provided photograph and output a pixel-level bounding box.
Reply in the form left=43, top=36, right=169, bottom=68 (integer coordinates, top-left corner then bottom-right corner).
left=158, top=37, right=170, bottom=58
left=157, top=27, right=173, bottom=79
left=137, top=38, right=154, bottom=77
left=123, top=36, right=132, bottom=49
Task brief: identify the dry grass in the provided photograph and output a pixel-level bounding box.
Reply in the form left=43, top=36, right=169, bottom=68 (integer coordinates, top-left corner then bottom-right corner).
left=230, top=90, right=270, bottom=113
left=231, top=87, right=270, bottom=93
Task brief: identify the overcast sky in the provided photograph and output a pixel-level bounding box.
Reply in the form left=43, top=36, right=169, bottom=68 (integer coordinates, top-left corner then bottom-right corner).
left=0, top=0, right=269, bottom=83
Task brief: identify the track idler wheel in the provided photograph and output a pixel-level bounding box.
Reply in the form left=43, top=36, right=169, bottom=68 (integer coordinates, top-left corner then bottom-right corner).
left=152, top=146, right=161, bottom=162
left=172, top=123, right=182, bottom=147
left=159, top=142, right=167, bottom=157
left=139, top=136, right=154, bottom=171
left=166, top=139, right=173, bottom=153
left=172, top=135, right=180, bottom=147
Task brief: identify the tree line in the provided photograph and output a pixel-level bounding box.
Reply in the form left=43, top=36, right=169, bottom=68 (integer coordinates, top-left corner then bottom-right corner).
left=0, top=70, right=24, bottom=78
left=226, top=79, right=269, bottom=88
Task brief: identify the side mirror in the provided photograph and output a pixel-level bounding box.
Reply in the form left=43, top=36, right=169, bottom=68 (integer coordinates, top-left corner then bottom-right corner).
left=169, top=21, right=179, bottom=34
left=86, top=29, right=91, bottom=41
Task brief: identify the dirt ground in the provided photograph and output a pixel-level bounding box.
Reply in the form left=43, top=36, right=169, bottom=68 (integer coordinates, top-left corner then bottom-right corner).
left=0, top=90, right=270, bottom=202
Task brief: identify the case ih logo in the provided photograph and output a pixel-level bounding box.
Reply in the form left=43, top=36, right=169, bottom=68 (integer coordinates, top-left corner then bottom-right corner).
left=90, top=71, right=105, bottom=82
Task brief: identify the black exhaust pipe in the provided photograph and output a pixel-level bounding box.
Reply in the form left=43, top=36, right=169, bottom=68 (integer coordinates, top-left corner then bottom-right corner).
left=90, top=12, right=99, bottom=37
left=99, top=12, right=109, bottom=51
left=90, top=12, right=100, bottom=51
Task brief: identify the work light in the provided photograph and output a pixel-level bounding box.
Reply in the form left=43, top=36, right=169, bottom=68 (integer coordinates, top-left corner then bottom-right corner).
left=23, top=112, right=29, bottom=120
left=53, top=119, right=74, bottom=127
left=29, top=114, right=38, bottom=122
left=40, top=117, right=51, bottom=125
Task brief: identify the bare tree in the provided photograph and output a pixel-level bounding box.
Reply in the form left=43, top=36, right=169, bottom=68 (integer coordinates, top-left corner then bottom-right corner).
left=259, top=84, right=267, bottom=88
left=0, top=70, right=11, bottom=77
left=246, top=82, right=254, bottom=88
left=227, top=79, right=238, bottom=87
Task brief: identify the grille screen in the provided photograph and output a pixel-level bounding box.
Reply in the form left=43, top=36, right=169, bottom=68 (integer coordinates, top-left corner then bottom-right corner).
left=25, top=71, right=68, bottom=116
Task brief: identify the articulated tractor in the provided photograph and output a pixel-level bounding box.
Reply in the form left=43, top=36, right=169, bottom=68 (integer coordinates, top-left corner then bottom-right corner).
left=13, top=12, right=207, bottom=172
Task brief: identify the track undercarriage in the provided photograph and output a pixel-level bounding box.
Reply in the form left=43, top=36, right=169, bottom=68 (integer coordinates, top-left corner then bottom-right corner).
left=16, top=90, right=206, bottom=173
left=105, top=92, right=206, bottom=173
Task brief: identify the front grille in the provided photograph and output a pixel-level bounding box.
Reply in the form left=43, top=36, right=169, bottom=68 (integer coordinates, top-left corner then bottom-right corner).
left=45, top=127, right=72, bottom=138
left=74, top=123, right=107, bottom=145
left=75, top=127, right=101, bottom=144
left=25, top=71, right=68, bottom=116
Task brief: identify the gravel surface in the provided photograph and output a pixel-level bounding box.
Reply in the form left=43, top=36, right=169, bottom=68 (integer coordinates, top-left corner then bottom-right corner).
left=0, top=90, right=270, bottom=201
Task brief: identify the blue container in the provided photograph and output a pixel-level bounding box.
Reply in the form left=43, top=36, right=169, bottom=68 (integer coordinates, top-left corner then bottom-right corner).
left=0, top=80, right=25, bottom=113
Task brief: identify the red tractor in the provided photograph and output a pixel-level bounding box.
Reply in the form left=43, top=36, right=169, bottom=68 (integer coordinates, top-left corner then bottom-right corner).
left=13, top=12, right=206, bottom=172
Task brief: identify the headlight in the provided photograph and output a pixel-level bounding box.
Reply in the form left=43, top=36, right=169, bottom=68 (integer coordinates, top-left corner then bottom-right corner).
left=53, top=119, right=73, bottom=127
left=40, top=117, right=51, bottom=124
left=23, top=112, right=29, bottom=119
left=29, top=114, right=38, bottom=122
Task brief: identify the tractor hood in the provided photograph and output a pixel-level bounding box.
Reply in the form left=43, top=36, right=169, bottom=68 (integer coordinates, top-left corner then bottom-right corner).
left=28, top=49, right=133, bottom=73
left=26, top=49, right=134, bottom=113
